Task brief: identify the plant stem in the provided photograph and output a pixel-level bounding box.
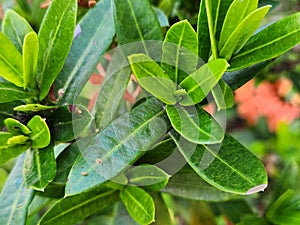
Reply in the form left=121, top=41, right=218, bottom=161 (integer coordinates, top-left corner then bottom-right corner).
left=205, top=0, right=218, bottom=59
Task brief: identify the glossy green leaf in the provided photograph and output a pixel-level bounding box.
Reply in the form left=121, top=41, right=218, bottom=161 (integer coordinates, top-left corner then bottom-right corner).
left=0, top=32, right=23, bottom=87
left=129, top=54, right=177, bottom=104
left=154, top=7, right=169, bottom=27
left=126, top=164, right=170, bottom=191
left=197, top=0, right=234, bottom=61
left=178, top=59, right=229, bottom=106
left=14, top=104, right=58, bottom=112
left=120, top=186, right=155, bottom=225
left=36, top=0, right=77, bottom=100
left=170, top=131, right=268, bottom=195
left=137, top=138, right=177, bottom=165
left=218, top=0, right=258, bottom=50
left=0, top=154, right=34, bottom=225
left=219, top=5, right=271, bottom=60
left=0, top=132, right=30, bottom=165
left=27, top=115, right=50, bottom=148
left=222, top=60, right=271, bottom=90
left=112, top=202, right=140, bottom=225
left=166, top=104, right=224, bottom=144
left=66, top=98, right=170, bottom=195
left=163, top=165, right=236, bottom=201
left=2, top=9, right=34, bottom=52
left=23, top=144, right=56, bottom=191
left=266, top=190, right=300, bottom=225
left=212, top=80, right=234, bottom=110
left=114, top=0, right=163, bottom=47
left=23, top=32, right=39, bottom=89
left=7, top=135, right=29, bottom=145
left=4, top=118, right=31, bottom=135
left=95, top=54, right=131, bottom=130
left=39, top=188, right=119, bottom=225
left=230, top=12, right=300, bottom=71
left=47, top=105, right=93, bottom=142
left=55, top=0, right=114, bottom=104
left=162, top=20, right=198, bottom=83
left=0, top=82, right=33, bottom=103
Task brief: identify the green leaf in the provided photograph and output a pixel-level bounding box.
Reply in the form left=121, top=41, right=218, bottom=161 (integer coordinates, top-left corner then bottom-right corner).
left=14, top=104, right=58, bottom=112
left=163, top=165, right=236, bottom=201
left=151, top=192, right=173, bottom=225
left=125, top=164, right=170, bottom=191
left=266, top=190, right=300, bottom=225
left=54, top=0, right=115, bottom=104
left=153, top=7, right=169, bottom=27
left=27, top=116, right=50, bottom=149
left=7, top=135, right=30, bottom=145
left=219, top=5, right=271, bottom=60
left=229, top=12, right=300, bottom=71
left=211, top=80, right=234, bottom=110
left=114, top=0, right=163, bottom=47
left=66, top=98, right=170, bottom=195
left=23, top=32, right=39, bottom=89
left=23, top=144, right=56, bottom=191
left=95, top=55, right=131, bottom=130
left=47, top=105, right=93, bottom=142
left=0, top=132, right=29, bottom=165
left=0, top=32, right=23, bottom=87
left=178, top=59, right=229, bottom=106
left=112, top=202, right=140, bottom=225
left=0, top=154, right=34, bottom=225
left=166, top=104, right=224, bottom=144
left=38, top=188, right=119, bottom=225
left=197, top=0, right=234, bottom=61
left=237, top=216, right=269, bottom=225
left=162, top=20, right=198, bottom=83
left=2, top=9, right=34, bottom=53
left=0, top=82, right=33, bottom=103
left=218, top=0, right=258, bottom=51
left=120, top=186, right=155, bottom=225
left=36, top=0, right=77, bottom=100
left=4, top=118, right=31, bottom=135
left=170, top=132, right=268, bottom=195
left=129, top=54, right=177, bottom=105
left=222, top=60, right=271, bottom=90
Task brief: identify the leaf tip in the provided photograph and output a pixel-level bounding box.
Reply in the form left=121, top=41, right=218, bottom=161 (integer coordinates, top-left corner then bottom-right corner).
left=246, top=184, right=268, bottom=195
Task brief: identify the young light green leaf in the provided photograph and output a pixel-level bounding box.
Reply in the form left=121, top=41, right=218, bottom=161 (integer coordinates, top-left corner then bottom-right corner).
left=23, top=32, right=39, bottom=89
left=178, top=59, right=229, bottom=106
left=0, top=132, right=30, bottom=165
left=0, top=82, right=33, bottom=103
left=163, top=165, right=237, bottom=201
left=219, top=5, right=271, bottom=60
left=126, top=164, right=170, bottom=191
left=27, top=115, right=51, bottom=148
left=162, top=20, right=198, bottom=83
left=14, top=104, right=58, bottom=112
left=7, top=135, right=29, bottom=145
left=66, top=98, right=170, bottom=195
left=266, top=190, right=300, bottom=225
left=197, top=0, right=234, bottom=61
left=170, top=131, right=268, bottom=195
left=166, top=104, right=224, bottom=144
left=47, top=105, right=93, bottom=142
left=2, top=9, right=34, bottom=52
left=39, top=188, right=118, bottom=225
left=212, top=80, right=234, bottom=110
left=120, top=186, right=155, bottom=225
left=218, top=0, right=258, bottom=50
left=55, top=0, right=115, bottom=104
left=23, top=144, right=56, bottom=191
left=4, top=118, right=31, bottom=135
left=36, top=0, right=77, bottom=100
left=229, top=12, right=300, bottom=71
left=129, top=54, right=177, bottom=105
left=0, top=32, right=23, bottom=87
left=114, top=0, right=163, bottom=47
left=0, top=154, right=34, bottom=225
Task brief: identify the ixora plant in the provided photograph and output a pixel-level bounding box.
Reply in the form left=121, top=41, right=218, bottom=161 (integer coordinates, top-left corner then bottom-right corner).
left=0, top=0, right=300, bottom=224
